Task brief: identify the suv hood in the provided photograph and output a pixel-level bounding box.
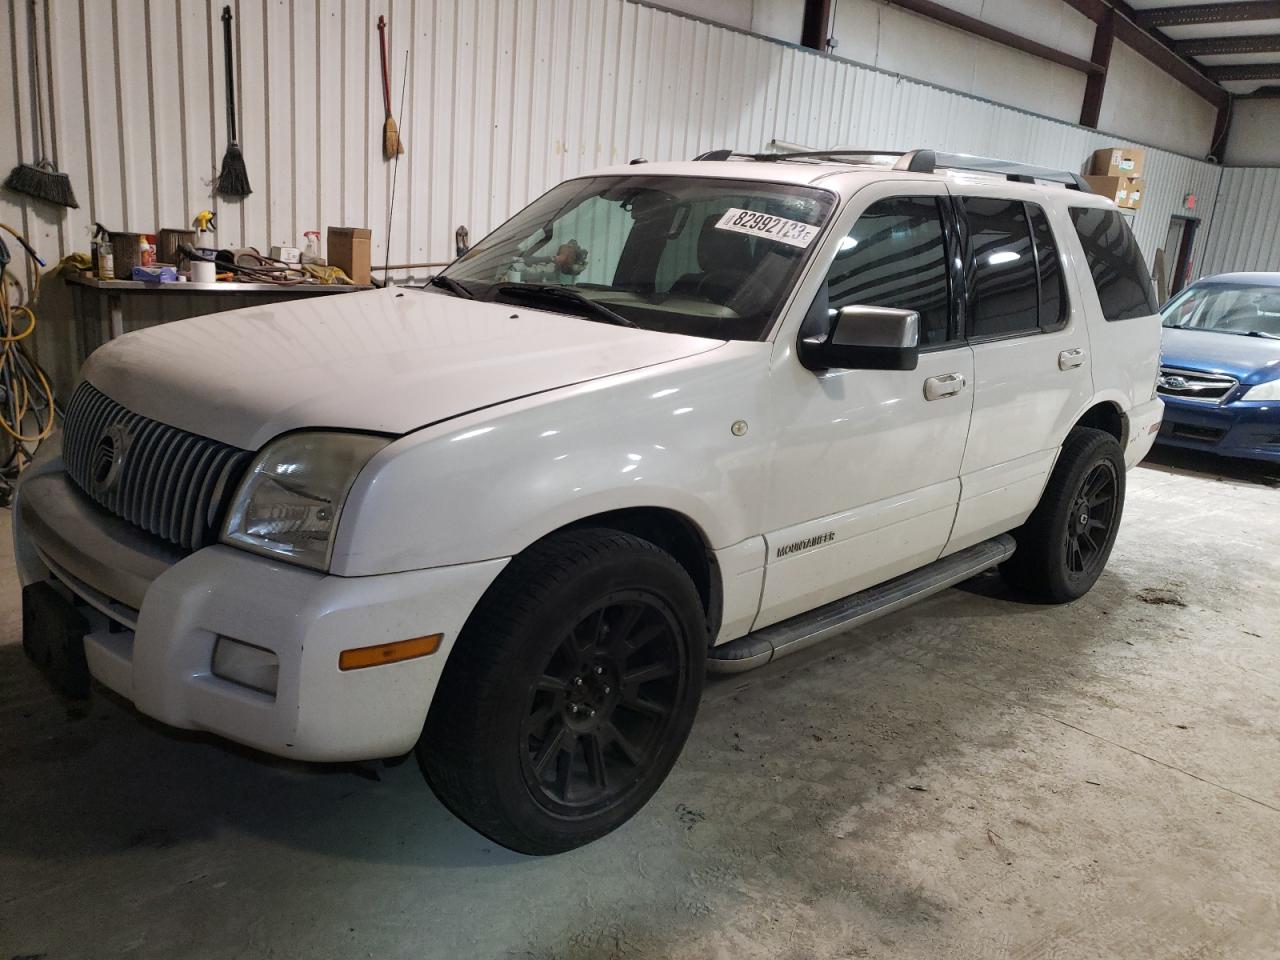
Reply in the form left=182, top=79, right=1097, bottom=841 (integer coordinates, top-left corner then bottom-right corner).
left=83, top=288, right=725, bottom=449
left=1161, top=326, right=1280, bottom=387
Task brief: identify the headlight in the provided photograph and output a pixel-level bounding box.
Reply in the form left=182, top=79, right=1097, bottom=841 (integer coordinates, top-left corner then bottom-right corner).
left=1245, top=379, right=1280, bottom=402
left=222, top=432, right=390, bottom=570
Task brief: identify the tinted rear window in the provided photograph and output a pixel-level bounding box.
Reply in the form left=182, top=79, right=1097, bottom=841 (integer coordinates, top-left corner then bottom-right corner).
left=1069, top=207, right=1157, bottom=321
left=963, top=197, right=1039, bottom=337
left=1028, top=205, right=1066, bottom=330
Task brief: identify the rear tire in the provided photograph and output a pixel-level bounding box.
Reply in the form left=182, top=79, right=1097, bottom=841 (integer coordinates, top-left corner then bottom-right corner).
left=1000, top=427, right=1126, bottom=603
left=418, top=528, right=707, bottom=855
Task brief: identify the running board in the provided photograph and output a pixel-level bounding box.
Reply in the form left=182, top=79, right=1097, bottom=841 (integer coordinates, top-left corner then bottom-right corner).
left=707, top=534, right=1016, bottom=674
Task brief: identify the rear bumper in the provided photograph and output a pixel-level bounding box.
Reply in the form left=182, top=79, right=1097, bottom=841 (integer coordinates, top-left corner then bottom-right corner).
left=1155, top=396, right=1280, bottom=463
left=1124, top=398, right=1165, bottom=469
left=14, top=455, right=508, bottom=761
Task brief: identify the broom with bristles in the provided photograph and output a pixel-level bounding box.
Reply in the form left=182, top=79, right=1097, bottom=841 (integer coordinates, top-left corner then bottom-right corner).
left=216, top=5, right=251, bottom=198
left=4, top=0, right=78, bottom=208
left=377, top=16, right=405, bottom=160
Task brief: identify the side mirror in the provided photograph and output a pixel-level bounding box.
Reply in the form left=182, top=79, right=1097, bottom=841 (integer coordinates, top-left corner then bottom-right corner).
left=798, top=305, right=920, bottom=372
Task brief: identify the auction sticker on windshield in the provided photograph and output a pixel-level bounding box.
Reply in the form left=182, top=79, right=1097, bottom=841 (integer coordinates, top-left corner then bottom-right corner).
left=714, top=208, right=820, bottom=249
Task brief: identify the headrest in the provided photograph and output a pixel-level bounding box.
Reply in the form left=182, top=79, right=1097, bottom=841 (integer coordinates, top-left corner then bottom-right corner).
left=697, top=214, right=752, bottom=273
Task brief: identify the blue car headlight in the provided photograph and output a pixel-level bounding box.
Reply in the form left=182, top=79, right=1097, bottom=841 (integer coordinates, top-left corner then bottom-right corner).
left=1245, top=380, right=1280, bottom=402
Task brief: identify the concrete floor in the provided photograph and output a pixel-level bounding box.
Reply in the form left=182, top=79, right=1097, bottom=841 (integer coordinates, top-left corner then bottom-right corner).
left=2, top=449, right=1278, bottom=960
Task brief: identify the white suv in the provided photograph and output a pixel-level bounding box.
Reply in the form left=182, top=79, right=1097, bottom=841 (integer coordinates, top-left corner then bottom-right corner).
left=15, top=149, right=1164, bottom=854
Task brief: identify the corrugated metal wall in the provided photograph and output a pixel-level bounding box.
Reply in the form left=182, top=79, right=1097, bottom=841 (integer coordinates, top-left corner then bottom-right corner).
left=0, top=0, right=1241, bottom=292
left=1198, top=167, right=1280, bottom=277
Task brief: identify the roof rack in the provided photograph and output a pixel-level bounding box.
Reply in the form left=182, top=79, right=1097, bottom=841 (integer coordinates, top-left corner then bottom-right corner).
left=691, top=147, right=1092, bottom=193
left=896, top=149, right=1092, bottom=192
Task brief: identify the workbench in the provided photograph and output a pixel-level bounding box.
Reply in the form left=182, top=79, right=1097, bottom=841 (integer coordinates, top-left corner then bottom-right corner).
left=67, top=273, right=375, bottom=356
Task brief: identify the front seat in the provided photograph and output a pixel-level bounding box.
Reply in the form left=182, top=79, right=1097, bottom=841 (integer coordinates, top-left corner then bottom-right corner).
left=670, top=214, right=754, bottom=304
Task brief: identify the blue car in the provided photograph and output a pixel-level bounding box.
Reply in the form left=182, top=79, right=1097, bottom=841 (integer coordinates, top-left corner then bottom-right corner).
left=1156, top=272, right=1280, bottom=463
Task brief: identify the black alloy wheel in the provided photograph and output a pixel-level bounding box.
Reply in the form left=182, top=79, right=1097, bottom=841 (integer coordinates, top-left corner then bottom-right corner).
left=1001, top=426, right=1127, bottom=603
left=419, top=528, right=706, bottom=855
left=1065, top=460, right=1119, bottom=578
left=519, top=593, right=686, bottom=817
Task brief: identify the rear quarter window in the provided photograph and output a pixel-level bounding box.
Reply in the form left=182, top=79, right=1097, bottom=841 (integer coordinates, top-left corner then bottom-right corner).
left=1069, top=207, right=1157, bottom=321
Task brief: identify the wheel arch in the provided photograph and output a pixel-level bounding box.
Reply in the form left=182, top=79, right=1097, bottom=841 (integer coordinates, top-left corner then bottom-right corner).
left=559, top=507, right=721, bottom=640
left=1072, top=400, right=1128, bottom=447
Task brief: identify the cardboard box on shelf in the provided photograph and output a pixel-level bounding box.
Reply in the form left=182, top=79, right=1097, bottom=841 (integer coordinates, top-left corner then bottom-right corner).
left=1084, top=175, right=1144, bottom=210
left=327, top=227, right=371, bottom=285
left=1089, top=146, right=1145, bottom=179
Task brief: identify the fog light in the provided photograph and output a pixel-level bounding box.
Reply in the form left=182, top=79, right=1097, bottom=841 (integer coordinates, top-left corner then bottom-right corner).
left=212, top=636, right=279, bottom=696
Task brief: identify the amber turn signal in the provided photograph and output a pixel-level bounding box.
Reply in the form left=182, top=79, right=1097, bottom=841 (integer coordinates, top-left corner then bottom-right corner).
left=339, top=634, right=442, bottom=671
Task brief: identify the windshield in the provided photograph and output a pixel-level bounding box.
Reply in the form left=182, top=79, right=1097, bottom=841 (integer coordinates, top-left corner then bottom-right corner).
left=434, top=175, right=836, bottom=341
left=1162, top=283, right=1280, bottom=339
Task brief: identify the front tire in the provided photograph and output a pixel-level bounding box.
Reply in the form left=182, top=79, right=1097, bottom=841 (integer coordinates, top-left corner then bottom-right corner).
left=418, top=528, right=707, bottom=855
left=1000, top=427, right=1126, bottom=603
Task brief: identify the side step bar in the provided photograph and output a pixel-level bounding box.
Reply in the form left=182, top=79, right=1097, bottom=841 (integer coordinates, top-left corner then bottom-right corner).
left=707, top=534, right=1016, bottom=674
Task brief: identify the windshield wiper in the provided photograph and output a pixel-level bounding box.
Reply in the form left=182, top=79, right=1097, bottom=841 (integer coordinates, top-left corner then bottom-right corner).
left=1244, top=330, right=1280, bottom=340
left=427, top=274, right=476, bottom=299
left=494, top=283, right=638, bottom=328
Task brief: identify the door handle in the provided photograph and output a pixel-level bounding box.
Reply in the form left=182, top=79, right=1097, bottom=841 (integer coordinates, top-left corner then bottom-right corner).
left=1058, top=348, right=1087, bottom=370
left=923, top=372, right=966, bottom=401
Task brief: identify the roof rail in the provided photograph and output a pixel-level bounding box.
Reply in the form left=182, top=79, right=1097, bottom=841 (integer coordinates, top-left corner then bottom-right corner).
left=688, top=146, right=1092, bottom=193
left=692, top=148, right=906, bottom=163
left=895, top=149, right=1092, bottom=192
left=692, top=149, right=755, bottom=161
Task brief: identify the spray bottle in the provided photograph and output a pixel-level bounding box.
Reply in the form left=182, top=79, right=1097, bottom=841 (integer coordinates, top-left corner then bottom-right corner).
left=302, top=230, right=322, bottom=264
left=192, top=210, right=216, bottom=246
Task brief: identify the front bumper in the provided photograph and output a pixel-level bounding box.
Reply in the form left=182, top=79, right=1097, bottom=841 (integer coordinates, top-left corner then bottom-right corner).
left=1155, top=395, right=1280, bottom=463
left=14, top=456, right=508, bottom=761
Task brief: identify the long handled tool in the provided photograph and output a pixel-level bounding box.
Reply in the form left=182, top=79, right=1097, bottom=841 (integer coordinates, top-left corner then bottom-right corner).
left=216, top=5, right=252, bottom=197
left=4, top=0, right=78, bottom=208
left=378, top=16, right=404, bottom=159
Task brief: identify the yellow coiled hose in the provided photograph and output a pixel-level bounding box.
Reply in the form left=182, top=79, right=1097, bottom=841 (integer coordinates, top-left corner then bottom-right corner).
left=0, top=224, right=57, bottom=480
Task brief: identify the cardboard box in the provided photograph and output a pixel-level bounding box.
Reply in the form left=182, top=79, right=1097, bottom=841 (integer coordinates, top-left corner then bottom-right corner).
left=327, top=227, right=371, bottom=285
left=1089, top=146, right=1145, bottom=179
left=1124, top=177, right=1145, bottom=210
left=1084, top=175, right=1144, bottom=210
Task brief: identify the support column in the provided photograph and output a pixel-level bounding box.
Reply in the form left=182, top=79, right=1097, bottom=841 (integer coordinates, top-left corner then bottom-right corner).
left=801, top=0, right=832, bottom=52
left=1081, top=7, right=1115, bottom=128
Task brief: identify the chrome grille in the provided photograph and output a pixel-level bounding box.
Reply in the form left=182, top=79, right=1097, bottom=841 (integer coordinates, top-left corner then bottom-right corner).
left=62, top=383, right=254, bottom=550
left=1156, top=366, right=1238, bottom=403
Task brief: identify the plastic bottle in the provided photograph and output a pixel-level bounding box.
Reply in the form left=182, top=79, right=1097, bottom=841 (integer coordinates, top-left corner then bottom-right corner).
left=97, top=238, right=114, bottom=280
left=302, top=231, right=321, bottom=263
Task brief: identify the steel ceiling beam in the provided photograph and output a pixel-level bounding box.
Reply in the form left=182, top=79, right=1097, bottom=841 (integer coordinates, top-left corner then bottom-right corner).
left=884, top=0, right=1104, bottom=74
left=1205, top=62, right=1280, bottom=80
left=1175, top=33, right=1280, bottom=55
left=1060, top=0, right=1229, bottom=105
left=1112, top=17, right=1229, bottom=103
left=1136, top=2, right=1280, bottom=28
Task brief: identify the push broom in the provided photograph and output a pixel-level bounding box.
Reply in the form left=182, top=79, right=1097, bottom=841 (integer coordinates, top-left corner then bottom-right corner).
left=378, top=16, right=404, bottom=159
left=216, top=5, right=251, bottom=198
left=4, top=0, right=78, bottom=208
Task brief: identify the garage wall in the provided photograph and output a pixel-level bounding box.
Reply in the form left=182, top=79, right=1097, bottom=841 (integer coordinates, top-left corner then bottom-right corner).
left=651, top=0, right=804, bottom=43
left=1, top=0, right=1223, bottom=296
left=1096, top=41, right=1219, bottom=159
left=1198, top=167, right=1280, bottom=276
left=829, top=0, right=1093, bottom=125
left=1223, top=101, right=1280, bottom=167
left=799, top=0, right=1221, bottom=156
